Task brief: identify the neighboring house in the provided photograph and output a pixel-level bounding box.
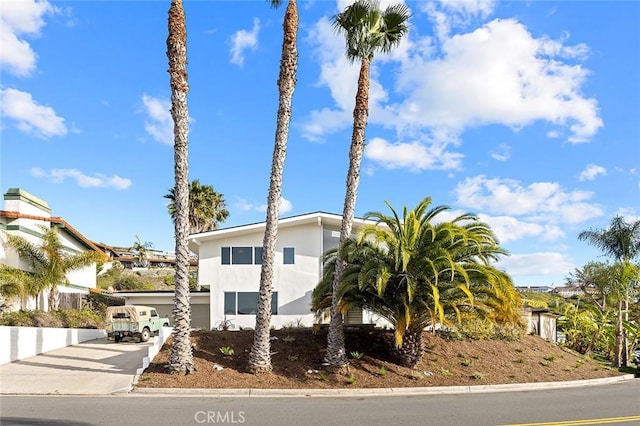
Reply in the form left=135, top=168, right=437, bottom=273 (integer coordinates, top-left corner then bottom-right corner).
left=0, top=188, right=102, bottom=311
left=553, top=286, right=585, bottom=298
left=521, top=308, right=560, bottom=343
left=515, top=285, right=555, bottom=294
left=188, top=212, right=383, bottom=330
left=93, top=242, right=197, bottom=270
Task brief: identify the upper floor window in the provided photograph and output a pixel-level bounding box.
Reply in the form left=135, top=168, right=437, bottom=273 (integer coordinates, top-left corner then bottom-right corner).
left=221, top=246, right=294, bottom=265
left=283, top=247, right=295, bottom=264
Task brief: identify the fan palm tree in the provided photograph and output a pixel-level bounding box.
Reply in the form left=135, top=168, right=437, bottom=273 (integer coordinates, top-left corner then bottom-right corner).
left=313, top=197, right=521, bottom=367
left=166, top=0, right=193, bottom=374
left=326, top=0, right=410, bottom=369
left=165, top=179, right=229, bottom=234
left=578, top=215, right=640, bottom=367
left=1, top=227, right=105, bottom=310
left=130, top=235, right=153, bottom=267
left=247, top=0, right=299, bottom=375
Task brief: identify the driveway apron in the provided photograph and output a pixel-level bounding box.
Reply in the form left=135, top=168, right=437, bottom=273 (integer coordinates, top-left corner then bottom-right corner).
left=0, top=337, right=153, bottom=395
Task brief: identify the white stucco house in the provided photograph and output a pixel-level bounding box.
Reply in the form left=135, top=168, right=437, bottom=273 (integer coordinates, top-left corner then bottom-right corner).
left=188, top=212, right=383, bottom=330
left=0, top=188, right=102, bottom=311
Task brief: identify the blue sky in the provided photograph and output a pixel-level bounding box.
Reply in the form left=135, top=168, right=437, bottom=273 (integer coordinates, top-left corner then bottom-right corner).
left=1, top=0, right=638, bottom=286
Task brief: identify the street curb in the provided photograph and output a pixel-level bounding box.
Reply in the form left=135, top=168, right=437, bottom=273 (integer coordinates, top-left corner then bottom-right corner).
left=130, top=374, right=636, bottom=398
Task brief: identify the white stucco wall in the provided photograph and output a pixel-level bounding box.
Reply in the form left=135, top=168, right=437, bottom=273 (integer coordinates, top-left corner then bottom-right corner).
left=198, top=222, right=323, bottom=329
left=0, top=326, right=107, bottom=365
left=192, top=213, right=384, bottom=330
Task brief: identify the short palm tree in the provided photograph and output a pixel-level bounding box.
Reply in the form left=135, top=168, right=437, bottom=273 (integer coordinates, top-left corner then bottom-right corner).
left=248, top=0, right=299, bottom=375
left=578, top=215, right=640, bottom=367
left=166, top=0, right=194, bottom=374
left=0, top=265, right=39, bottom=310
left=165, top=179, right=229, bottom=234
left=130, top=235, right=152, bottom=267
left=1, top=227, right=105, bottom=310
left=326, top=0, right=411, bottom=370
left=313, top=197, right=521, bottom=367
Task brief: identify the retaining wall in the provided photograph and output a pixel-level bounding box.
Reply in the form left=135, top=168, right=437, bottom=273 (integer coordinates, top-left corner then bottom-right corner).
left=0, top=326, right=107, bottom=365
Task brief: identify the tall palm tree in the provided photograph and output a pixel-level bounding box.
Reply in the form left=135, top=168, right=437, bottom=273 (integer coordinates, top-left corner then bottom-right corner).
left=165, top=179, right=229, bottom=234
left=313, top=197, right=521, bottom=367
left=247, top=0, right=299, bottom=375
left=325, top=0, right=410, bottom=369
left=1, top=227, right=105, bottom=310
left=166, top=0, right=193, bottom=374
left=578, top=215, right=640, bottom=367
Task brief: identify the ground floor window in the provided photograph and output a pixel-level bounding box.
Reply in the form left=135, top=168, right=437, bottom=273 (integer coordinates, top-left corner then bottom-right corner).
left=224, top=291, right=278, bottom=315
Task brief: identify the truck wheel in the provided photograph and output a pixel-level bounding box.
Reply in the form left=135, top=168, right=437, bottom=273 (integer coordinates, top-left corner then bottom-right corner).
left=163, top=323, right=169, bottom=327
left=140, top=328, right=151, bottom=343
left=114, top=335, right=121, bottom=343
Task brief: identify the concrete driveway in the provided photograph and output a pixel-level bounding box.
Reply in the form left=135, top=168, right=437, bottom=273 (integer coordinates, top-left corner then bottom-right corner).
left=0, top=337, right=153, bottom=395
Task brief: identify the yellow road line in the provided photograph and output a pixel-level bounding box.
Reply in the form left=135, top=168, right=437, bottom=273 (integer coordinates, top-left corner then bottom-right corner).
left=502, top=415, right=640, bottom=426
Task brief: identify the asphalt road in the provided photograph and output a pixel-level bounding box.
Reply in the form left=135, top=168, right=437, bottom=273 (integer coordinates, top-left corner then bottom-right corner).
left=1, top=380, right=639, bottom=426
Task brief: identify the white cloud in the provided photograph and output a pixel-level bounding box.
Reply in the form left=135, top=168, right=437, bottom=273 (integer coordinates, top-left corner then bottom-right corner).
left=395, top=19, right=602, bottom=143
left=364, top=136, right=464, bottom=171
left=303, top=8, right=602, bottom=174
left=578, top=164, right=607, bottom=181
left=229, top=18, right=260, bottom=67
left=495, top=252, right=575, bottom=277
left=30, top=167, right=132, bottom=190
left=422, top=0, right=496, bottom=41
left=0, top=87, right=67, bottom=138
left=490, top=143, right=511, bottom=161
left=235, top=196, right=293, bottom=216
left=301, top=16, right=394, bottom=142
left=141, top=94, right=173, bottom=145
left=0, top=0, right=57, bottom=77
left=258, top=197, right=293, bottom=215
left=478, top=214, right=565, bottom=243
left=453, top=175, right=603, bottom=224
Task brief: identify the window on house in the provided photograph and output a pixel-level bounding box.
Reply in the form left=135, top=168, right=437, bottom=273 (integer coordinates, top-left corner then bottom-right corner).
left=254, top=247, right=263, bottom=265
left=224, top=292, right=236, bottom=315
left=232, top=247, right=253, bottom=264
left=221, top=247, right=231, bottom=265
left=283, top=247, right=295, bottom=264
left=224, top=292, right=278, bottom=315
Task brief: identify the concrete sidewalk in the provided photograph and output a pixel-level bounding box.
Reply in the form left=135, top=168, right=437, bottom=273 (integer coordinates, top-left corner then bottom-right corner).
left=0, top=337, right=154, bottom=395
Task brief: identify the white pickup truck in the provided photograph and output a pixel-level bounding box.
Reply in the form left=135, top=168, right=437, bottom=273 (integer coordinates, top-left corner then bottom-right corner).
left=105, top=305, right=170, bottom=343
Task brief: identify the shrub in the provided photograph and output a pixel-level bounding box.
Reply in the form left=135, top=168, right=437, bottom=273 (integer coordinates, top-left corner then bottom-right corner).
left=163, top=274, right=198, bottom=290
left=350, top=351, right=364, bottom=360
left=219, top=346, right=235, bottom=356
left=112, top=275, right=154, bottom=291
left=0, top=310, right=38, bottom=326
left=0, top=309, right=105, bottom=328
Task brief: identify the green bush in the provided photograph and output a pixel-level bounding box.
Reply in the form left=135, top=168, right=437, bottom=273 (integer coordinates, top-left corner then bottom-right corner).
left=0, top=309, right=105, bottom=328
left=112, top=275, right=154, bottom=291
left=0, top=310, right=37, bottom=326
left=57, top=309, right=104, bottom=328
left=163, top=274, right=199, bottom=290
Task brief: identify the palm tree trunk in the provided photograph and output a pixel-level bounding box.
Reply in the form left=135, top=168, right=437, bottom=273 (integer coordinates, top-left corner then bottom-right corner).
left=248, top=0, right=298, bottom=375
left=48, top=284, right=59, bottom=311
left=166, top=0, right=194, bottom=374
left=615, top=300, right=623, bottom=367
left=326, top=57, right=371, bottom=369
left=392, top=327, right=425, bottom=368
